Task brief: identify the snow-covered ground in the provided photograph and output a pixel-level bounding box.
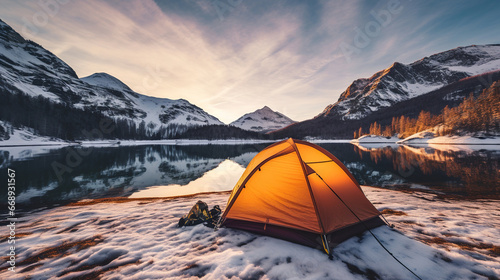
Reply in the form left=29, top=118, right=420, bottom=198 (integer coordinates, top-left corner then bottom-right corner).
left=398, top=131, right=500, bottom=145
left=304, top=138, right=352, bottom=143
left=0, top=124, right=71, bottom=147
left=0, top=135, right=278, bottom=147
left=351, top=135, right=400, bottom=143
left=115, top=139, right=279, bottom=146
left=350, top=132, right=500, bottom=146
left=1, top=187, right=498, bottom=279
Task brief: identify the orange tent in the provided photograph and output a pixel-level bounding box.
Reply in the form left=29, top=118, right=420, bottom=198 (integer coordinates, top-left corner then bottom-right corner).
left=219, top=138, right=384, bottom=255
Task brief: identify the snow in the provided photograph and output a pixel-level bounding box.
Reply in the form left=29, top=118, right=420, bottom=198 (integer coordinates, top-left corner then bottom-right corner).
left=349, top=131, right=499, bottom=146
left=10, top=81, right=61, bottom=101
left=400, top=81, right=444, bottom=99
left=0, top=123, right=70, bottom=147
left=1, top=187, right=497, bottom=279
left=446, top=59, right=500, bottom=76
left=79, top=139, right=278, bottom=146
left=0, top=19, right=224, bottom=136
left=351, top=135, right=400, bottom=143
left=398, top=131, right=500, bottom=145
left=230, top=106, right=295, bottom=133
left=321, top=44, right=500, bottom=121
left=0, top=138, right=217, bottom=148
left=81, top=73, right=133, bottom=92
left=129, top=95, right=224, bottom=128
left=442, top=45, right=500, bottom=75
left=306, top=139, right=352, bottom=143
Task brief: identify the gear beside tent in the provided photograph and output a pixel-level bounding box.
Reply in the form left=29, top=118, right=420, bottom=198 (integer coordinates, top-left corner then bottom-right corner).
left=178, top=200, right=221, bottom=228
left=218, top=138, right=385, bottom=256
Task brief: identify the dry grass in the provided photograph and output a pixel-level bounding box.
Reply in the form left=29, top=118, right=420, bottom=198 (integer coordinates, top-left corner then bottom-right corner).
left=66, top=191, right=231, bottom=207
left=424, top=237, right=500, bottom=257
left=0, top=232, right=32, bottom=243
left=19, top=235, right=103, bottom=266
left=380, top=208, right=408, bottom=216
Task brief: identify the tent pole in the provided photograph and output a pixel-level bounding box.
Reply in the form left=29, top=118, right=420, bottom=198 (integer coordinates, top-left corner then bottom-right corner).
left=322, top=235, right=333, bottom=260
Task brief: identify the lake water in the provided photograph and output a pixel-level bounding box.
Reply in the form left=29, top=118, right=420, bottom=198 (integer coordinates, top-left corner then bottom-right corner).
left=1, top=142, right=499, bottom=212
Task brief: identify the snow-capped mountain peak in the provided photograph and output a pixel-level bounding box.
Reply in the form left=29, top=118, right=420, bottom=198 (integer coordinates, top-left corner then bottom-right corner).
left=0, top=18, right=223, bottom=140
left=81, top=72, right=132, bottom=92
left=318, top=44, right=500, bottom=120
left=230, top=106, right=295, bottom=133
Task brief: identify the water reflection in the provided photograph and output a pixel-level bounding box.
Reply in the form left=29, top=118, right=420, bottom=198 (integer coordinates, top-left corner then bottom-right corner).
left=130, top=160, right=245, bottom=198
left=0, top=142, right=498, bottom=211
left=347, top=143, right=500, bottom=197
left=0, top=144, right=263, bottom=209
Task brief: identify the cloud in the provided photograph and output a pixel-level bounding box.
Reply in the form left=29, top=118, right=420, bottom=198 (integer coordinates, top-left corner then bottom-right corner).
left=0, top=0, right=499, bottom=123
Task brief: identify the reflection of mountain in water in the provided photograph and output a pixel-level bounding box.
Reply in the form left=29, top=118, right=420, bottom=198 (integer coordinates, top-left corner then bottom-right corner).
left=316, top=143, right=407, bottom=187
left=350, top=143, right=500, bottom=197
left=230, top=151, right=259, bottom=167
left=0, top=144, right=266, bottom=208
left=1, top=142, right=497, bottom=210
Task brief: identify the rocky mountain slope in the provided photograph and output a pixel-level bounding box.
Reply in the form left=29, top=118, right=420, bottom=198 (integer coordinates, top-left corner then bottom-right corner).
left=272, top=45, right=500, bottom=139
left=318, top=44, right=500, bottom=120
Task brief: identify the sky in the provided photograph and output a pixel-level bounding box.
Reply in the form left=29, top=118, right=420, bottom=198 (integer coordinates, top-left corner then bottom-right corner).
left=1, top=0, right=500, bottom=123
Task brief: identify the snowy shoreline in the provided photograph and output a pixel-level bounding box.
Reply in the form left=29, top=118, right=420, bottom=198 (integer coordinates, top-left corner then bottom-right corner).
left=397, top=133, right=500, bottom=145
left=0, top=186, right=498, bottom=279
left=0, top=138, right=353, bottom=147
left=1, top=133, right=498, bottom=148
left=0, top=138, right=279, bottom=147
left=351, top=134, right=500, bottom=145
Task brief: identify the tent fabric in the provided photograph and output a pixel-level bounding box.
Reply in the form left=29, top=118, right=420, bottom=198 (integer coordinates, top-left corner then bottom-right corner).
left=220, top=138, right=384, bottom=254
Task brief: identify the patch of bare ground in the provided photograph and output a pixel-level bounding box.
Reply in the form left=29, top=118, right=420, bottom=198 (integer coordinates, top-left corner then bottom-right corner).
left=423, top=237, right=500, bottom=257
left=18, top=235, right=104, bottom=267
left=66, top=191, right=231, bottom=206
left=0, top=232, right=32, bottom=243
left=380, top=208, right=408, bottom=216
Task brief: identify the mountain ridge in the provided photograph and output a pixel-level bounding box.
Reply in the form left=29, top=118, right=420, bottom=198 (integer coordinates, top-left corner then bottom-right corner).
left=0, top=18, right=223, bottom=140
left=230, top=106, right=295, bottom=133
left=81, top=72, right=133, bottom=92
left=272, top=45, right=500, bottom=139
left=318, top=44, right=500, bottom=120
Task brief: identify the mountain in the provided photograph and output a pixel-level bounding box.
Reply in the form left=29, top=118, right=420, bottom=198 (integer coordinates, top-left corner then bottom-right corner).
left=81, top=72, right=133, bottom=92
left=230, top=106, right=295, bottom=133
left=0, top=18, right=222, bottom=141
left=318, top=44, right=500, bottom=120
left=271, top=44, right=500, bottom=139
left=78, top=72, right=222, bottom=128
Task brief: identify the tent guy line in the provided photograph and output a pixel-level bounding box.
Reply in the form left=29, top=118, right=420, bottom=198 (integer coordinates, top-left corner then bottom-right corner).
left=214, top=138, right=423, bottom=278
left=313, top=167, right=423, bottom=280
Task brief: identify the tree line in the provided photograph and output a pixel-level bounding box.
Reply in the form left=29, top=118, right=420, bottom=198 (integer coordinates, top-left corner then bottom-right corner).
left=0, top=90, right=271, bottom=141
left=0, top=90, right=204, bottom=140
left=354, top=80, right=500, bottom=139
